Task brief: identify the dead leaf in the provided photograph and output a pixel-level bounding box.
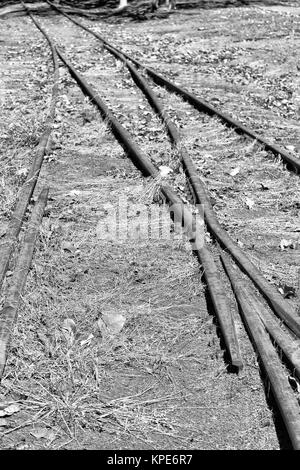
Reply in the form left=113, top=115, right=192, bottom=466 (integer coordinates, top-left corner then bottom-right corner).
left=279, top=283, right=296, bottom=298
left=205, top=233, right=212, bottom=244
left=68, top=190, right=81, bottom=197
left=229, top=167, right=240, bottom=176
left=61, top=241, right=74, bottom=252
left=280, top=239, right=295, bottom=250
left=0, top=403, right=20, bottom=417
left=159, top=165, right=172, bottom=177
left=62, top=318, right=76, bottom=346
left=96, top=312, right=126, bottom=338
left=30, top=427, right=56, bottom=441
left=15, top=443, right=30, bottom=450
left=16, top=168, right=28, bottom=178
left=80, top=333, right=94, bottom=347
left=245, top=197, right=255, bottom=210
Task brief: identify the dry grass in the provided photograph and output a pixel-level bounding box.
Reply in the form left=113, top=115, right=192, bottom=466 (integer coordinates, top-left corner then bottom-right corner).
left=1, top=5, right=298, bottom=450
left=147, top=80, right=300, bottom=295
left=0, top=217, right=206, bottom=448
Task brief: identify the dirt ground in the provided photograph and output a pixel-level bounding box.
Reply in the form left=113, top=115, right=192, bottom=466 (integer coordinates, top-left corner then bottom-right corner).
left=0, top=2, right=299, bottom=450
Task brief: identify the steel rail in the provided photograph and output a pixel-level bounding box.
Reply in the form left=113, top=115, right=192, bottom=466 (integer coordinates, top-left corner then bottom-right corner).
left=19, top=4, right=300, bottom=446
left=108, top=47, right=300, bottom=356
left=47, top=0, right=300, bottom=174
left=99, top=41, right=300, bottom=340
left=0, top=188, right=49, bottom=380
left=0, top=2, right=59, bottom=293
left=221, top=252, right=300, bottom=450
left=98, top=46, right=300, bottom=352
left=53, top=45, right=242, bottom=370
left=46, top=5, right=300, bottom=338
left=219, top=250, right=300, bottom=380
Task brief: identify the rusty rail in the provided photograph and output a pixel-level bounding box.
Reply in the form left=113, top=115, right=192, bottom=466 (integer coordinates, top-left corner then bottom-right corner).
left=0, top=188, right=49, bottom=379
left=47, top=0, right=300, bottom=174
left=88, top=33, right=300, bottom=338
left=0, top=2, right=59, bottom=293
left=55, top=45, right=243, bottom=370
left=221, top=252, right=300, bottom=450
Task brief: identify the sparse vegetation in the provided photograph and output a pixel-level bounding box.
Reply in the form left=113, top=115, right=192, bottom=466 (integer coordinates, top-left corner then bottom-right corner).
left=0, top=1, right=299, bottom=450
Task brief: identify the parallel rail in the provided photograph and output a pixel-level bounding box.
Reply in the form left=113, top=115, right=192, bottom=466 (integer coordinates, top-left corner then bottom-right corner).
left=0, top=26, right=58, bottom=291
left=79, top=26, right=300, bottom=338
left=0, top=189, right=49, bottom=378
left=0, top=2, right=59, bottom=377
left=47, top=0, right=300, bottom=174
left=4, top=2, right=300, bottom=449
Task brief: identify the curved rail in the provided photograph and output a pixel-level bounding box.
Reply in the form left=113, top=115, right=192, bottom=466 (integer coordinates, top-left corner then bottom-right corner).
left=0, top=188, right=49, bottom=379
left=55, top=45, right=243, bottom=371
left=18, top=3, right=300, bottom=447
left=47, top=0, right=300, bottom=174
left=221, top=252, right=300, bottom=450
left=96, top=33, right=300, bottom=339
left=24, top=3, right=243, bottom=371
left=0, top=2, right=59, bottom=293
left=46, top=2, right=300, bottom=339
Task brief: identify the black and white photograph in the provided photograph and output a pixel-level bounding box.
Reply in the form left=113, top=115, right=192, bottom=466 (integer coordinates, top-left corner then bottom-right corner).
left=0, top=0, right=299, bottom=454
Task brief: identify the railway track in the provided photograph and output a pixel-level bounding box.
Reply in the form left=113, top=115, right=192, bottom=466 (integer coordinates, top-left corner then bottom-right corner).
left=0, top=2, right=299, bottom=449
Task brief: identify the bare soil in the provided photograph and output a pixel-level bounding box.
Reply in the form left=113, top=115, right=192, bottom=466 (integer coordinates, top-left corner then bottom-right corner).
left=0, top=2, right=299, bottom=450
